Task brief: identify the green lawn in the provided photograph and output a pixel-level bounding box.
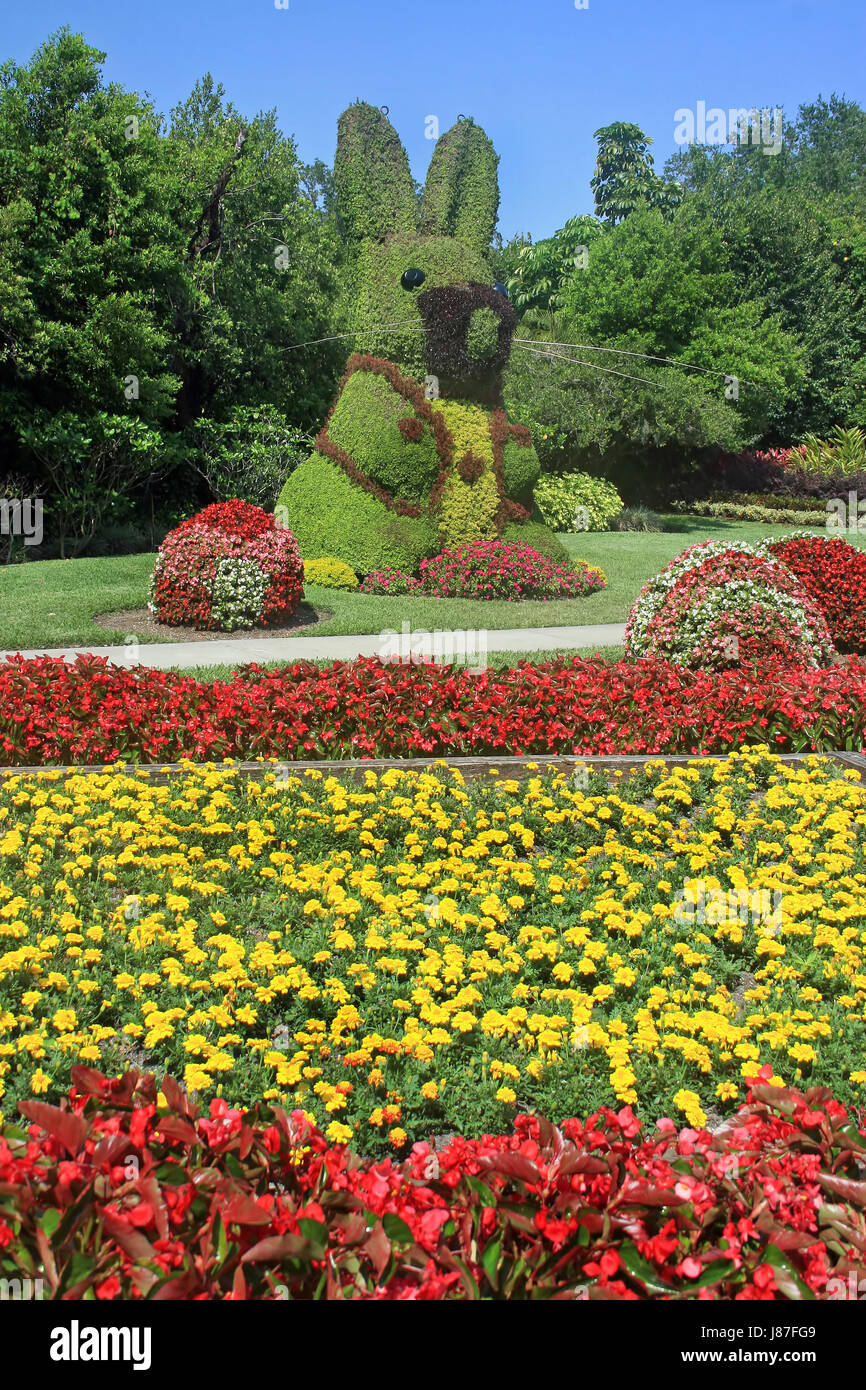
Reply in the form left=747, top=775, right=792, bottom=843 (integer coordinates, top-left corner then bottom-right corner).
left=170, top=646, right=628, bottom=682
left=1, top=515, right=860, bottom=654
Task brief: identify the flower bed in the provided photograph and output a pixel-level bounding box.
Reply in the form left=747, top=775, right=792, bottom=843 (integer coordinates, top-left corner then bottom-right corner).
left=149, top=501, right=304, bottom=630
left=2, top=1066, right=864, bottom=1300
left=2, top=654, right=865, bottom=766
left=1, top=755, right=865, bottom=1155
left=766, top=532, right=866, bottom=655
left=624, top=541, right=834, bottom=670
left=360, top=539, right=605, bottom=600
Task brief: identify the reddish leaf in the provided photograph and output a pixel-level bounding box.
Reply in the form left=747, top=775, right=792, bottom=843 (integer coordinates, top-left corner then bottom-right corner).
left=155, top=1115, right=199, bottom=1147
left=241, top=1233, right=316, bottom=1264
left=618, top=1182, right=686, bottom=1207
left=17, top=1101, right=89, bottom=1158
left=159, top=1075, right=196, bottom=1118
left=363, top=1221, right=392, bottom=1280
left=479, top=1153, right=540, bottom=1183
left=99, top=1209, right=158, bottom=1263
left=819, top=1172, right=866, bottom=1207
left=221, top=1193, right=272, bottom=1226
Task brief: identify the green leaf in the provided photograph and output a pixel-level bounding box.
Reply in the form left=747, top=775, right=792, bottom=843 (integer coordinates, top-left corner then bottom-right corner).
left=298, top=1217, right=330, bottom=1246
left=481, top=1235, right=503, bottom=1290
left=38, top=1209, right=62, bottom=1238
left=382, top=1212, right=414, bottom=1244
left=763, top=1244, right=816, bottom=1300
left=617, top=1239, right=675, bottom=1296
left=465, top=1175, right=498, bottom=1205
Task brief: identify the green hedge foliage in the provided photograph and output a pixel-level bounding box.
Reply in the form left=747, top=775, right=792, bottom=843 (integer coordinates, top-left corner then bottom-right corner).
left=276, top=452, right=437, bottom=574
left=502, top=521, right=573, bottom=568
left=672, top=499, right=822, bottom=526
left=354, top=234, right=491, bottom=379
left=438, top=472, right=500, bottom=548
left=501, top=436, right=540, bottom=502
left=327, top=370, right=441, bottom=500
left=334, top=101, right=417, bottom=244
left=419, top=117, right=500, bottom=260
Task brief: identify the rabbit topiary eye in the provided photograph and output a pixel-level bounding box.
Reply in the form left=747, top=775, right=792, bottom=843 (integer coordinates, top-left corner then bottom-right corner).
left=401, top=267, right=426, bottom=291
left=492, top=281, right=509, bottom=298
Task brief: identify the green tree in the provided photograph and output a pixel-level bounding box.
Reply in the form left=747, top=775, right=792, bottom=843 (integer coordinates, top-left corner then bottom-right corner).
left=591, top=122, right=682, bottom=225
left=506, top=215, right=605, bottom=325
left=164, top=74, right=344, bottom=432
left=0, top=30, right=345, bottom=552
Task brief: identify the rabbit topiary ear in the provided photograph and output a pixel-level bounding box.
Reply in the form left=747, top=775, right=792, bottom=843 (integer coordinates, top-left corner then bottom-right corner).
left=334, top=101, right=418, bottom=245
left=420, top=118, right=500, bottom=261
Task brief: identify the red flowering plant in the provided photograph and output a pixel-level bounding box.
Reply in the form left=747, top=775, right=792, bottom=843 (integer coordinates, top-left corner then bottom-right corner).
left=625, top=541, right=835, bottom=671
left=149, top=501, right=304, bottom=630
left=2, top=1065, right=865, bottom=1300
left=766, top=531, right=866, bottom=655
left=2, top=652, right=866, bottom=766
left=361, top=540, right=605, bottom=601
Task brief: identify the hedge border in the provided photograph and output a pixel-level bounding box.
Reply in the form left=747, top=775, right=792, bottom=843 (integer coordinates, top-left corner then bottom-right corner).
left=1, top=751, right=864, bottom=784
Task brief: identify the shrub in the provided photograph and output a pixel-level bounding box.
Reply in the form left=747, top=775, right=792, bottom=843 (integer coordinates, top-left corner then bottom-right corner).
left=276, top=451, right=438, bottom=575
left=615, top=506, right=664, bottom=532
left=302, top=557, right=359, bottom=590
left=796, top=426, right=866, bottom=478
left=3, top=1067, right=865, bottom=1300
left=189, top=407, right=312, bottom=507
left=766, top=531, right=866, bottom=654
left=673, top=499, right=821, bottom=526
left=437, top=472, right=500, bottom=548
left=534, top=472, right=623, bottom=532
left=361, top=539, right=606, bottom=601
left=625, top=541, right=835, bottom=670
left=148, top=500, right=304, bottom=630
left=502, top=521, right=573, bottom=567
left=501, top=435, right=540, bottom=502
left=358, top=566, right=422, bottom=596
left=327, top=370, right=441, bottom=501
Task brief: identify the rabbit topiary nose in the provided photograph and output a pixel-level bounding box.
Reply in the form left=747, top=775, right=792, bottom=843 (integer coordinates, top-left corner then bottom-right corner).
left=416, top=282, right=515, bottom=404
left=467, top=307, right=501, bottom=362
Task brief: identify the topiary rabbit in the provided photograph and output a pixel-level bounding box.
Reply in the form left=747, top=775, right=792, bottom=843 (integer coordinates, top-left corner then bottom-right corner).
left=276, top=101, right=564, bottom=575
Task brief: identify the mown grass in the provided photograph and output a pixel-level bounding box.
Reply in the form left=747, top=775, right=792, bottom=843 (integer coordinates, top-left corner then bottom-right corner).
left=168, top=645, right=628, bottom=682
left=2, top=515, right=860, bottom=653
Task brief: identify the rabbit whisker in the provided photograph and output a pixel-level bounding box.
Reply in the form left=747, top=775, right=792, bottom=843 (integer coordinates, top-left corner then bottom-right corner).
left=515, top=342, right=662, bottom=389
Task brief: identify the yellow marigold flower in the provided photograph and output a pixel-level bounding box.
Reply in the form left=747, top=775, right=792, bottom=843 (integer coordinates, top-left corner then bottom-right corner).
left=495, top=1086, right=517, bottom=1104
left=183, top=1064, right=213, bottom=1093
left=325, top=1121, right=353, bottom=1145
left=30, top=1068, right=51, bottom=1094
left=388, top=1127, right=408, bottom=1148
left=420, top=1081, right=438, bottom=1100
left=673, top=1089, right=707, bottom=1128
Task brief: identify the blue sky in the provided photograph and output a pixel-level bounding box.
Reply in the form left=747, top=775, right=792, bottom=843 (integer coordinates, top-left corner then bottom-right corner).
left=4, top=0, right=865, bottom=239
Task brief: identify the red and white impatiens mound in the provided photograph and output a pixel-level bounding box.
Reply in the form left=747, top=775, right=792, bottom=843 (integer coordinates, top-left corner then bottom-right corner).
left=625, top=540, right=835, bottom=670
left=149, top=501, right=304, bottom=631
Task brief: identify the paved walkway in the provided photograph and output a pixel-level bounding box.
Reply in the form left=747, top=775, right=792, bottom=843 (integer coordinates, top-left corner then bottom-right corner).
left=1, top=622, right=627, bottom=670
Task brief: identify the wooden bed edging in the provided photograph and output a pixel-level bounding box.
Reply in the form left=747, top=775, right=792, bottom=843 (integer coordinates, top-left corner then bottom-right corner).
left=1, top=752, right=865, bottom=784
